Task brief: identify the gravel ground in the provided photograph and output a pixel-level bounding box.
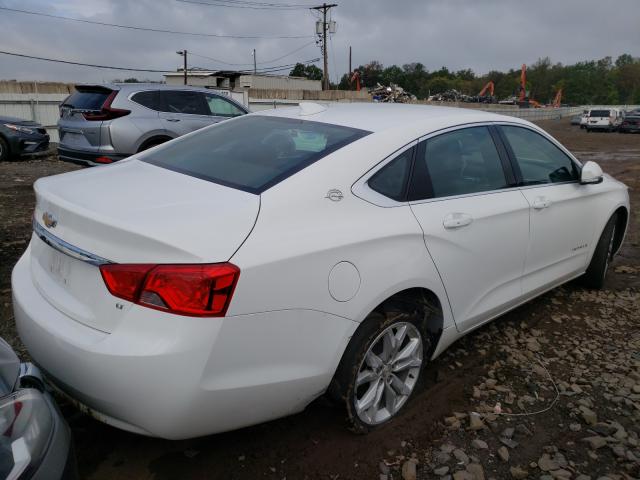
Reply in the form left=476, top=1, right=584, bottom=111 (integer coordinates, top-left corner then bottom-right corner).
left=0, top=118, right=638, bottom=480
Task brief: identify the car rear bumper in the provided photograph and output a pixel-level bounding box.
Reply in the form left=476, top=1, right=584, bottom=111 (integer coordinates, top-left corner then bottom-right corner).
left=57, top=147, right=127, bottom=167
left=12, top=246, right=357, bottom=439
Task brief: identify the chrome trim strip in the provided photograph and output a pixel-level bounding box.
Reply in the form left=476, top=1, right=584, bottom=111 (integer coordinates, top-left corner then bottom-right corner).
left=33, top=220, right=112, bottom=266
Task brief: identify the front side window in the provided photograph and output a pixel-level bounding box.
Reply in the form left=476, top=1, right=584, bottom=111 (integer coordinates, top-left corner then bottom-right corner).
left=410, top=126, right=508, bottom=200
left=500, top=126, right=579, bottom=185
left=368, top=148, right=413, bottom=201
left=142, top=116, right=370, bottom=193
left=205, top=95, right=245, bottom=117
left=159, top=91, right=209, bottom=115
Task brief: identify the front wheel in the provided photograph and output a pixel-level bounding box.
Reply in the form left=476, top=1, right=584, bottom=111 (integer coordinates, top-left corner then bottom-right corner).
left=0, top=137, right=9, bottom=162
left=330, top=311, right=428, bottom=433
left=581, top=214, right=618, bottom=289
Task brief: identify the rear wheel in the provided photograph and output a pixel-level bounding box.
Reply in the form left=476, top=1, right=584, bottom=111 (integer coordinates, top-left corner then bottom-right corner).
left=330, top=310, right=428, bottom=433
left=0, top=137, right=9, bottom=162
left=581, top=214, right=617, bottom=289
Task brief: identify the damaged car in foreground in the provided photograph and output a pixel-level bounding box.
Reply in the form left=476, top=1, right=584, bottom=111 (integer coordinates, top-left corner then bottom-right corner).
left=0, top=116, right=50, bottom=162
left=0, top=338, right=75, bottom=479
left=12, top=103, right=629, bottom=439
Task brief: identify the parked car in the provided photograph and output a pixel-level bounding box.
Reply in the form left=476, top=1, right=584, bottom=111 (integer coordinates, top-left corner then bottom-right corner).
left=618, top=114, right=640, bottom=133
left=0, top=116, right=50, bottom=162
left=586, top=108, right=623, bottom=132
left=579, top=109, right=590, bottom=129
left=57, top=83, right=248, bottom=166
left=570, top=114, right=582, bottom=125
left=14, top=104, right=629, bottom=439
left=0, top=337, right=76, bottom=479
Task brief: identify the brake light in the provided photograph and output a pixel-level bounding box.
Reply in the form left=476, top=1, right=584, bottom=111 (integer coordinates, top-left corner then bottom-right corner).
left=99, top=263, right=240, bottom=317
left=82, top=91, right=130, bottom=121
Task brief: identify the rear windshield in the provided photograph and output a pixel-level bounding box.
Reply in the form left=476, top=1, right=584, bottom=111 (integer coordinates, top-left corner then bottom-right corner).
left=141, top=115, right=370, bottom=193
left=63, top=89, right=111, bottom=110
left=589, top=110, right=611, bottom=117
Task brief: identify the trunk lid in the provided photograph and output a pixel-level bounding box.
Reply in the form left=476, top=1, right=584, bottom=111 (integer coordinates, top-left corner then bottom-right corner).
left=31, top=160, right=259, bottom=332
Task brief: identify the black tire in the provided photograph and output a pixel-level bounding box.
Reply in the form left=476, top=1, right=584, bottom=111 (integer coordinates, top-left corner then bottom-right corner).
left=137, top=138, right=169, bottom=153
left=0, top=136, right=9, bottom=162
left=581, top=214, right=618, bottom=289
left=329, top=307, right=430, bottom=434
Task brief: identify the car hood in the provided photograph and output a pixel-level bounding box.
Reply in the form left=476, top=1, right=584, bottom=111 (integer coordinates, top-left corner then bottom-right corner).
left=0, top=116, right=42, bottom=127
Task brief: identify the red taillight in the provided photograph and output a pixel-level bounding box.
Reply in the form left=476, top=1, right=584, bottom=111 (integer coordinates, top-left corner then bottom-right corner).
left=82, top=91, right=130, bottom=121
left=99, top=263, right=240, bottom=317
left=94, top=156, right=114, bottom=164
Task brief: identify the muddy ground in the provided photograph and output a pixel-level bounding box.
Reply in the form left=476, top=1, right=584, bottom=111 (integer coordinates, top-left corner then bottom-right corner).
left=0, top=118, right=638, bottom=480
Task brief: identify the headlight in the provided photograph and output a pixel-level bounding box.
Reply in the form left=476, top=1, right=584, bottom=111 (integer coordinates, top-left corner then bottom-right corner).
left=3, top=124, right=36, bottom=135
left=0, top=389, right=54, bottom=480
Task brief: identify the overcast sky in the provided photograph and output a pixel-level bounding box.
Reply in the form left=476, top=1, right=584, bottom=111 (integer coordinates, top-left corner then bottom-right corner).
left=0, top=0, right=638, bottom=84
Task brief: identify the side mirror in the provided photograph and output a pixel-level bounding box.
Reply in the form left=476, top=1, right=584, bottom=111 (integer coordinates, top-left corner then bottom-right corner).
left=580, top=161, right=603, bottom=185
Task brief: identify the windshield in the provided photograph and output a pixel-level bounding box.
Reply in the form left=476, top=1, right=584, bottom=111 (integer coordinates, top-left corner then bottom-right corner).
left=142, top=115, right=370, bottom=194
left=589, top=110, right=611, bottom=117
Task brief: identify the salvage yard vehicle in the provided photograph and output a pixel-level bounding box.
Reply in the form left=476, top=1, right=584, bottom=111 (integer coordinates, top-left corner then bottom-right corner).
left=0, top=116, right=50, bottom=162
left=0, top=337, right=76, bottom=479
left=13, top=104, right=629, bottom=439
left=579, top=109, right=590, bottom=129
left=570, top=114, right=582, bottom=125
left=586, top=108, right=623, bottom=132
left=619, top=113, right=640, bottom=133
left=57, top=83, right=248, bottom=166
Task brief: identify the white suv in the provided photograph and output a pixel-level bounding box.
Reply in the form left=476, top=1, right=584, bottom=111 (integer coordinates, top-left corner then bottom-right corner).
left=13, top=104, right=629, bottom=438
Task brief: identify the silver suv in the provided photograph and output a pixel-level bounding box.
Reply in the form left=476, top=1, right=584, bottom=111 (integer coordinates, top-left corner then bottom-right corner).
left=57, top=83, right=248, bottom=166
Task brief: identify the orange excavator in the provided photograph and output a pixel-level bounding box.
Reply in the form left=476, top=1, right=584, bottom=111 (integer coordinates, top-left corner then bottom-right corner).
left=518, top=64, right=543, bottom=108
left=478, top=81, right=494, bottom=97
left=552, top=88, right=563, bottom=108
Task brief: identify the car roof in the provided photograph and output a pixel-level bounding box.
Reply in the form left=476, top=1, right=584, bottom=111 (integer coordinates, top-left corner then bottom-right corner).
left=74, top=83, right=226, bottom=93
left=254, top=102, right=530, bottom=134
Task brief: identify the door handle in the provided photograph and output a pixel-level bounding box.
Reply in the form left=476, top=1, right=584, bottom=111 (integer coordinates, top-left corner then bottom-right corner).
left=443, top=212, right=473, bottom=229
left=165, top=118, right=180, bottom=122
left=532, top=196, right=552, bottom=210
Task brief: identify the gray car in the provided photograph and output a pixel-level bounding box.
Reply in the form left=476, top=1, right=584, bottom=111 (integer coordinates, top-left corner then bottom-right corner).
left=57, top=83, right=248, bottom=166
left=0, top=337, right=76, bottom=479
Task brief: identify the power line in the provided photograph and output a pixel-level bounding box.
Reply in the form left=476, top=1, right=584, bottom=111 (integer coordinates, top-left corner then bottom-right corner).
left=0, top=50, right=173, bottom=73
left=0, top=6, right=313, bottom=39
left=189, top=40, right=316, bottom=67
left=175, top=0, right=313, bottom=10
left=0, top=49, right=319, bottom=75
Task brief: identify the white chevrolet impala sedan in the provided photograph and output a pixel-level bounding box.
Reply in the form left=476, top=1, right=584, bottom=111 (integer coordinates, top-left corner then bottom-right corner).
left=12, top=104, right=629, bottom=439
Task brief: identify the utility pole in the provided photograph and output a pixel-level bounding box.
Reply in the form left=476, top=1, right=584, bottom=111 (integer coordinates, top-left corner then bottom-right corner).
left=348, top=45, right=352, bottom=76
left=177, top=50, right=188, bottom=85
left=253, top=49, right=257, bottom=74
left=311, top=3, right=337, bottom=90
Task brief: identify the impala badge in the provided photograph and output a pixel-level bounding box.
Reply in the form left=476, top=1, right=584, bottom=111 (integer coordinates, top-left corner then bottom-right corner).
left=42, top=211, right=57, bottom=228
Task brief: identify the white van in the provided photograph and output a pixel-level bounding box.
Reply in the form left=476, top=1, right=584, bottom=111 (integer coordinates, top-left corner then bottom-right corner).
left=586, top=108, right=623, bottom=132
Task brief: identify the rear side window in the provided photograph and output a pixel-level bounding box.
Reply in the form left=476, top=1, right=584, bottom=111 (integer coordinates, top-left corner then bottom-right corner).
left=63, top=89, right=111, bottom=110
left=158, top=91, right=209, bottom=115
left=500, top=126, right=579, bottom=185
left=131, top=91, right=160, bottom=111
left=368, top=148, right=413, bottom=201
left=142, top=116, right=370, bottom=193
left=410, top=126, right=508, bottom=200
left=205, top=94, right=245, bottom=117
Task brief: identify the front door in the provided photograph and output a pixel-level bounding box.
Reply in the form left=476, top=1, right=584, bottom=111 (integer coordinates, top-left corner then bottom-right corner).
left=498, top=125, right=597, bottom=295
left=158, top=90, right=213, bottom=136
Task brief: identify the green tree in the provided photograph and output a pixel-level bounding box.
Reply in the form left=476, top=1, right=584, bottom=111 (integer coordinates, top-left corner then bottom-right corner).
left=289, top=63, right=323, bottom=81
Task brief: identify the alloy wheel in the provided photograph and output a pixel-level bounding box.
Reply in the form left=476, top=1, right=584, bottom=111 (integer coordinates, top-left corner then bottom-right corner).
left=354, top=322, right=423, bottom=425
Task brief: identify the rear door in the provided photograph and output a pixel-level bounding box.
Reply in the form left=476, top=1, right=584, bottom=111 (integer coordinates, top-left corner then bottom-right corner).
left=58, top=86, right=113, bottom=153
left=408, top=125, right=529, bottom=332
left=158, top=90, right=213, bottom=136
left=497, top=124, right=597, bottom=296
